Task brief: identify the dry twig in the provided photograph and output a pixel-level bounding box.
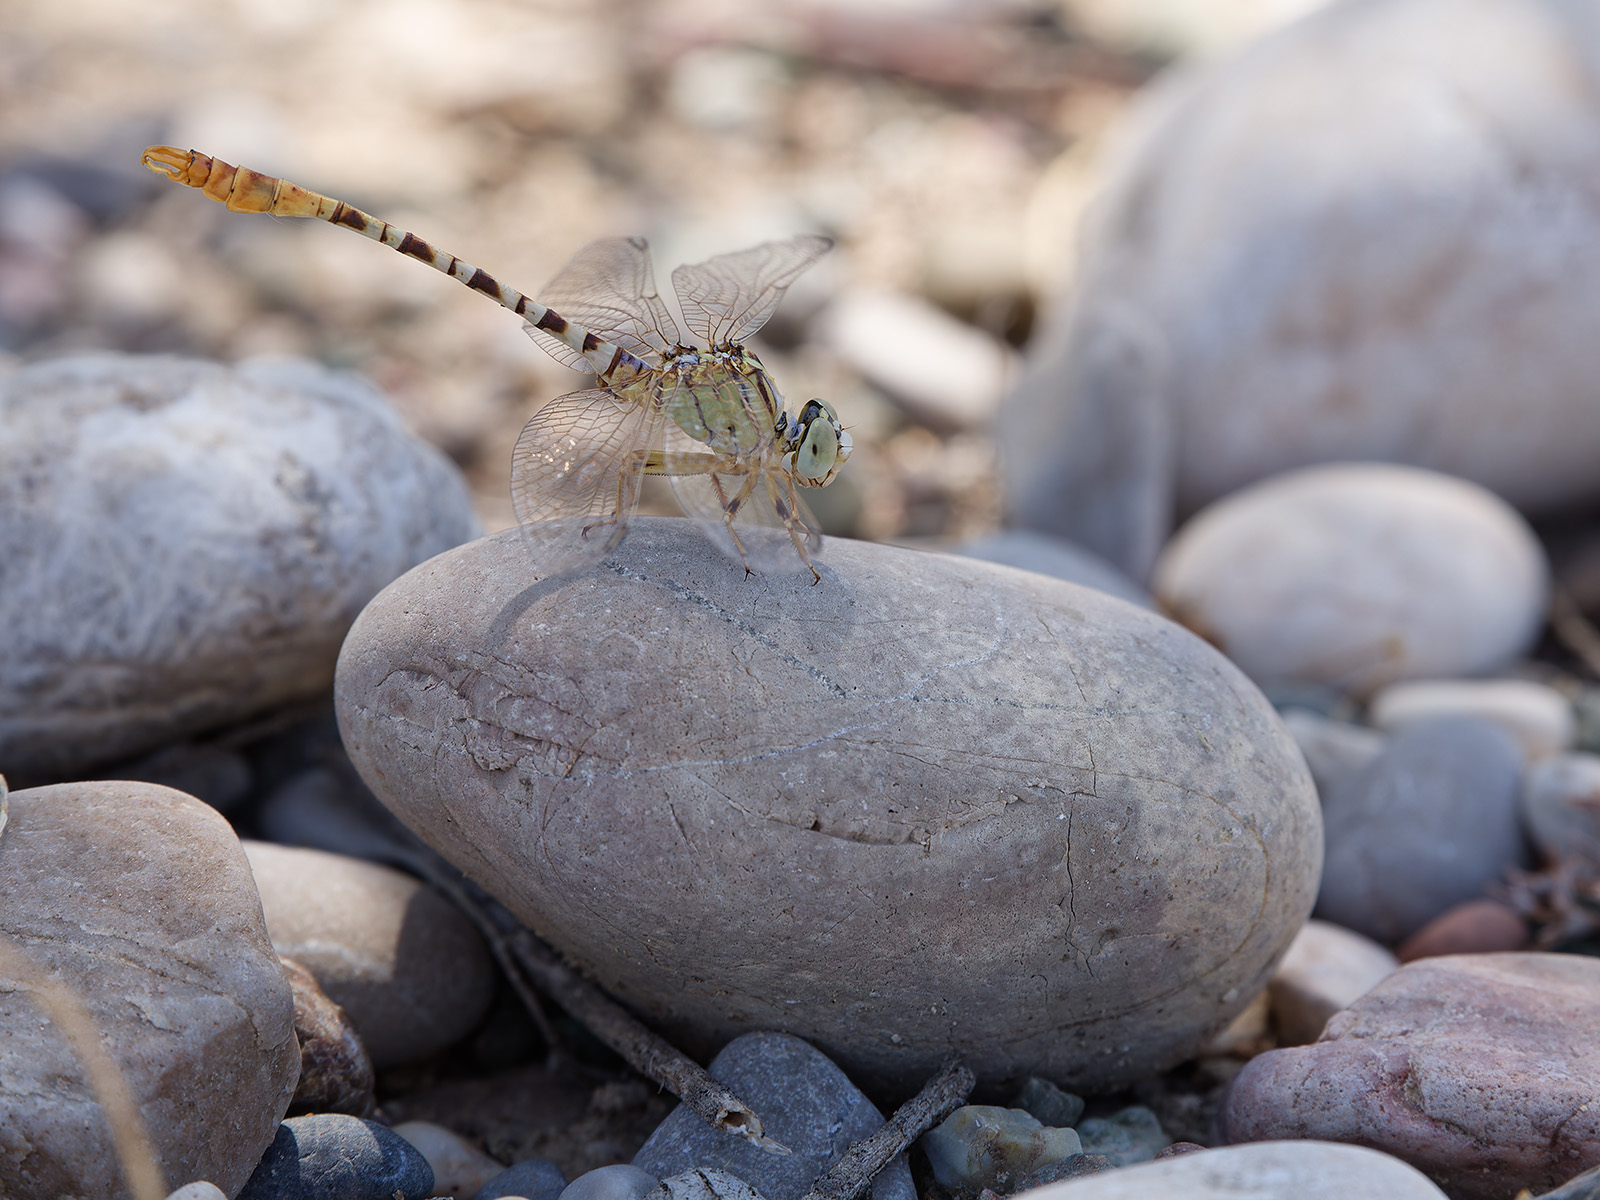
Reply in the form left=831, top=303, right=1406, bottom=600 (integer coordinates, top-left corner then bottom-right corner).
left=409, top=857, right=790, bottom=1156
left=1551, top=588, right=1600, bottom=681
left=799, top=1057, right=976, bottom=1200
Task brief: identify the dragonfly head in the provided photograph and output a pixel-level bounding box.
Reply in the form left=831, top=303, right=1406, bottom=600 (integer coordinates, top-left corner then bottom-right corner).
left=786, top=399, right=851, bottom=488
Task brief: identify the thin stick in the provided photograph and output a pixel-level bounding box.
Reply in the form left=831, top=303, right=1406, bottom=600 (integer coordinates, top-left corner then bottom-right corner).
left=1551, top=588, right=1600, bottom=681
left=402, top=856, right=789, bottom=1155
left=799, top=1058, right=976, bottom=1200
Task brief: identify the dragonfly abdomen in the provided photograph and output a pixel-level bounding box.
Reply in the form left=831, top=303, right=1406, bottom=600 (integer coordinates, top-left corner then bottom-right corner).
left=141, top=145, right=649, bottom=381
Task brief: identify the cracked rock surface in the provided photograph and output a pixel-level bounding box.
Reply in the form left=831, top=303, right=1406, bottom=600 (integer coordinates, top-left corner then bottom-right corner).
left=0, top=353, right=479, bottom=777
left=1220, top=953, right=1600, bottom=1199
left=334, top=519, right=1322, bottom=1097
left=0, top=780, right=300, bottom=1198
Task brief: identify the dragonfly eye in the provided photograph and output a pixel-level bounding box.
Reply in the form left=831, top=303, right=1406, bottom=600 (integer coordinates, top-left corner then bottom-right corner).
left=791, top=399, right=846, bottom=485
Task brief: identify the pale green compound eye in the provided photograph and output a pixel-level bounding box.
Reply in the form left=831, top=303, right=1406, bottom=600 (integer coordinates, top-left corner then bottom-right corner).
left=795, top=417, right=841, bottom=482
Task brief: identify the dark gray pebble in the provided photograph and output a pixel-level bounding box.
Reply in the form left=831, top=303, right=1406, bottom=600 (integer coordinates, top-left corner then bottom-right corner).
left=1010, top=1077, right=1084, bottom=1130
left=475, top=1158, right=568, bottom=1200
left=1315, top=716, right=1527, bottom=943
left=633, top=1032, right=913, bottom=1200
left=236, top=1115, right=433, bottom=1200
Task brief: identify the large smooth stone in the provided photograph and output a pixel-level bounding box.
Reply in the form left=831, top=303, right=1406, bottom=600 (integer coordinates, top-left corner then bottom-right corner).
left=1369, top=678, right=1577, bottom=760
left=243, top=841, right=496, bottom=1069
left=0, top=782, right=300, bottom=1199
left=1152, top=464, right=1548, bottom=695
left=335, top=520, right=1322, bottom=1095
left=1006, top=0, right=1600, bottom=551
left=1221, top=954, right=1600, bottom=1200
left=1020, top=1140, right=1448, bottom=1199
left=0, top=353, right=478, bottom=776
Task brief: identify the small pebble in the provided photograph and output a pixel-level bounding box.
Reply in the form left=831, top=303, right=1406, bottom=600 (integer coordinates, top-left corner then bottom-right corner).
left=1152, top=1143, right=1206, bottom=1160
left=165, top=1185, right=228, bottom=1200
left=1269, top=919, right=1399, bottom=1046
left=1396, top=899, right=1530, bottom=963
left=1073, top=1106, right=1167, bottom=1167
left=633, top=1032, right=914, bottom=1200
left=1151, top=464, right=1549, bottom=694
left=646, top=1169, right=767, bottom=1200
left=1369, top=678, right=1577, bottom=760
left=244, top=840, right=496, bottom=1069
left=1198, top=987, right=1272, bottom=1057
left=1011, top=1076, right=1085, bottom=1129
left=237, top=1115, right=434, bottom=1200
left=1009, top=1141, right=1447, bottom=1198
left=1316, top=717, right=1527, bottom=942
left=920, top=1106, right=1082, bottom=1194
left=474, top=1158, right=568, bottom=1200
left=1280, top=709, right=1387, bottom=799
left=1521, top=752, right=1600, bottom=864
left=560, top=1165, right=661, bottom=1200
left=281, top=956, right=375, bottom=1117
left=391, top=1120, right=505, bottom=1199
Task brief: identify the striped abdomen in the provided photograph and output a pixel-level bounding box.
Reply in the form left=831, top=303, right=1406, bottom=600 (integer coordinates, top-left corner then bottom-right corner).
left=140, top=146, right=648, bottom=380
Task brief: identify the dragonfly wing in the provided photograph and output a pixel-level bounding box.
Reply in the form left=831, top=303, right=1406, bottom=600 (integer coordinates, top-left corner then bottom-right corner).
left=671, top=234, right=832, bottom=346
left=663, top=424, right=823, bottom=574
left=523, top=237, right=682, bottom=370
left=511, top=384, right=666, bottom=574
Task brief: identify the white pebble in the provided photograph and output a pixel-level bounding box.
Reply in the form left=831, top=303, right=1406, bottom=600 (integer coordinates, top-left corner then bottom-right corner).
left=1369, top=678, right=1576, bottom=760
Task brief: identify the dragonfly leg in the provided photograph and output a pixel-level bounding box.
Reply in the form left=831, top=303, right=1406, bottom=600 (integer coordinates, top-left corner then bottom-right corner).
left=706, top=471, right=764, bottom=576
left=769, top=470, right=821, bottom=584
left=581, top=450, right=648, bottom=548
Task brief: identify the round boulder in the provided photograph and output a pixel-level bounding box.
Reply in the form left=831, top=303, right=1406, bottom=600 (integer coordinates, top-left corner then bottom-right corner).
left=0, top=353, right=479, bottom=776
left=335, top=520, right=1322, bottom=1096
left=1151, top=464, right=1548, bottom=694
left=1002, top=0, right=1600, bottom=566
left=0, top=781, right=300, bottom=1198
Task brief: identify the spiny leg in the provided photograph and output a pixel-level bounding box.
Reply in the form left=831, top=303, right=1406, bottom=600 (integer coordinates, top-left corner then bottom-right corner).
left=770, top=470, right=821, bottom=584
left=707, top=470, right=765, bottom=576
left=140, top=146, right=646, bottom=380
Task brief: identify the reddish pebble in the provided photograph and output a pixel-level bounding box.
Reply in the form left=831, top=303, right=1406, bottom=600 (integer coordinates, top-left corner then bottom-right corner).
left=1397, top=899, right=1528, bottom=962
left=1154, top=1142, right=1208, bottom=1159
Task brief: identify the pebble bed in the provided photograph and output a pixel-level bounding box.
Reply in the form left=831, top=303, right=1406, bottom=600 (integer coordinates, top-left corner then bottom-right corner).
left=4, top=2, right=1600, bottom=1200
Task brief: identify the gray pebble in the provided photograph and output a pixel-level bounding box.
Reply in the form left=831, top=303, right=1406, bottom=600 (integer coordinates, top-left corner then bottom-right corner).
left=1011, top=1077, right=1085, bottom=1130
left=1074, top=1106, right=1168, bottom=1167
left=921, top=1107, right=1082, bottom=1194
left=1521, top=753, right=1600, bottom=864
left=1315, top=717, right=1528, bottom=942
left=633, top=1032, right=913, bottom=1200
left=559, top=1165, right=661, bottom=1200
left=236, top=1115, right=434, bottom=1200
left=475, top=1158, right=568, bottom=1200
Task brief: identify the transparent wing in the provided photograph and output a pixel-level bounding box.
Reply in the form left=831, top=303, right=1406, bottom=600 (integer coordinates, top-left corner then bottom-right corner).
left=671, top=234, right=832, bottom=347
left=662, top=423, right=823, bottom=574
left=523, top=237, right=682, bottom=370
left=510, top=384, right=668, bottom=575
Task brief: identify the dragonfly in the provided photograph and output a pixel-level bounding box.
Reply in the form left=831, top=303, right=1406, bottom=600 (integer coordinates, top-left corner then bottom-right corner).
left=141, top=145, right=851, bottom=581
